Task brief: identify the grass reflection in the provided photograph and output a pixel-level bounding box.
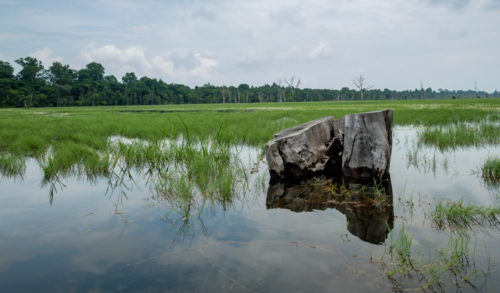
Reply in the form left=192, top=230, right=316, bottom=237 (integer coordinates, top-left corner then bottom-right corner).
left=432, top=200, right=500, bottom=231
left=383, top=225, right=493, bottom=291
left=481, top=156, right=500, bottom=187
left=30, top=135, right=251, bottom=224
left=0, top=153, right=26, bottom=179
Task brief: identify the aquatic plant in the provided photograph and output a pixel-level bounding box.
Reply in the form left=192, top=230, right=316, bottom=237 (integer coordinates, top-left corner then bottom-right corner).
left=105, top=135, right=250, bottom=222
left=431, top=200, right=500, bottom=230
left=481, top=156, right=500, bottom=185
left=383, top=225, right=491, bottom=291
left=387, top=224, right=414, bottom=276
left=418, top=121, right=500, bottom=150
left=0, top=98, right=498, bottom=177
left=0, top=153, right=26, bottom=178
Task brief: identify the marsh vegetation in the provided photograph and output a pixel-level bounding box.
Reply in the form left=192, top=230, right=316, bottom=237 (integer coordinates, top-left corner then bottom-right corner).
left=0, top=98, right=499, bottom=292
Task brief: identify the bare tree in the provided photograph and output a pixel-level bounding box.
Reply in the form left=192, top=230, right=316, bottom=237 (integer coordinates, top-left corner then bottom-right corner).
left=352, top=75, right=373, bottom=100
left=257, top=91, right=264, bottom=103
left=220, top=86, right=230, bottom=104
left=276, top=80, right=286, bottom=102
left=284, top=76, right=301, bottom=102
left=420, top=80, right=425, bottom=100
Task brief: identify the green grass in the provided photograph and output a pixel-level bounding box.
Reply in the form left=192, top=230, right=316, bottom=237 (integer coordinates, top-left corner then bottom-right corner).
left=1, top=99, right=497, bottom=290
left=0, top=153, right=26, bottom=178
left=0, top=99, right=498, bottom=176
left=384, top=225, right=490, bottom=291
left=418, top=121, right=500, bottom=150
left=387, top=224, right=414, bottom=276
left=105, top=136, right=247, bottom=221
left=431, top=200, right=500, bottom=230
left=481, top=157, right=500, bottom=185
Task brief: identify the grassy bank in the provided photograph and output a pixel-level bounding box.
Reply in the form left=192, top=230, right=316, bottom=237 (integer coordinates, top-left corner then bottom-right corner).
left=418, top=121, right=500, bottom=150
left=0, top=99, right=499, bottom=176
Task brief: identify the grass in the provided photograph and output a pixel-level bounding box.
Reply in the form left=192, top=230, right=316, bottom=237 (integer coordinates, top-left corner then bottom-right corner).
left=387, top=224, right=413, bottom=276
left=405, top=147, right=439, bottom=174
left=0, top=153, right=26, bottom=178
left=384, top=224, right=490, bottom=291
left=431, top=200, right=500, bottom=230
left=0, top=99, right=498, bottom=157
left=105, top=136, right=248, bottom=221
left=0, top=98, right=494, bottom=183
left=1, top=99, right=498, bottom=290
left=481, top=156, right=500, bottom=186
left=0, top=98, right=497, bottom=215
left=418, top=121, right=500, bottom=150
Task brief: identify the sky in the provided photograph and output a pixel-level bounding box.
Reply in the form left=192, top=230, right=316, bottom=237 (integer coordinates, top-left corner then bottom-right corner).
left=1, top=0, right=499, bottom=91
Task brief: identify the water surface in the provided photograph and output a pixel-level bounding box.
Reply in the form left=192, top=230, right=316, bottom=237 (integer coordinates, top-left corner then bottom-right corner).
left=0, top=127, right=499, bottom=292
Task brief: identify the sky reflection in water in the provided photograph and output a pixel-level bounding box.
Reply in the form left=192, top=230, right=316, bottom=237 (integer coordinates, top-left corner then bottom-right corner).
left=0, top=127, right=499, bottom=292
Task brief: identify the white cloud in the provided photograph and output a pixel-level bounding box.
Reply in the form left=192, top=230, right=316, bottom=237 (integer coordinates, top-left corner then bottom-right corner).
left=308, top=41, right=331, bottom=60
left=1, top=0, right=499, bottom=90
left=29, top=49, right=63, bottom=67
left=79, top=44, right=217, bottom=84
left=423, top=0, right=500, bottom=9
left=150, top=56, right=175, bottom=78
left=190, top=53, right=217, bottom=78
left=80, top=44, right=152, bottom=76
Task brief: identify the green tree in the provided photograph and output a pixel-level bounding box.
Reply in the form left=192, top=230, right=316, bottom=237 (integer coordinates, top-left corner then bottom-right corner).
left=0, top=61, right=19, bottom=107
left=15, top=57, right=45, bottom=108
left=0, top=61, right=14, bottom=79
left=49, top=62, right=75, bottom=106
left=85, top=62, right=105, bottom=81
left=122, top=72, right=137, bottom=104
left=238, top=83, right=250, bottom=103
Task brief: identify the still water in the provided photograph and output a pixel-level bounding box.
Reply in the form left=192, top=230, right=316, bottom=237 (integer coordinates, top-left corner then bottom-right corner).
left=0, top=127, right=498, bottom=292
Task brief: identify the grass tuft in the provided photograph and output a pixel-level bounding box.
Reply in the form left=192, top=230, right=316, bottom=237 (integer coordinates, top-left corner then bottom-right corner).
left=481, top=156, right=500, bottom=185
left=431, top=200, right=500, bottom=230
left=384, top=225, right=490, bottom=291
left=418, top=121, right=500, bottom=150
left=0, top=153, right=26, bottom=178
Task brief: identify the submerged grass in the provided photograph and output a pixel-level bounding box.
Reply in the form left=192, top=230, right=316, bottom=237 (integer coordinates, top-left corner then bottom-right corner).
left=384, top=225, right=490, bottom=291
left=105, top=136, right=248, bottom=221
left=481, top=157, right=500, bottom=185
left=0, top=153, right=26, bottom=178
left=387, top=224, right=414, bottom=276
left=0, top=99, right=499, bottom=224
left=431, top=200, right=500, bottom=230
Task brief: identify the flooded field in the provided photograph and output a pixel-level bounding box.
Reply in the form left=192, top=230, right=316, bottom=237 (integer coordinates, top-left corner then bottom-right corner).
left=0, top=125, right=499, bottom=292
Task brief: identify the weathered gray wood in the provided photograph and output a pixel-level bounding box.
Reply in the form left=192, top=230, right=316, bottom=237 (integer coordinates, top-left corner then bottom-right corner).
left=265, top=116, right=335, bottom=180
left=265, top=110, right=392, bottom=181
left=342, top=110, right=393, bottom=180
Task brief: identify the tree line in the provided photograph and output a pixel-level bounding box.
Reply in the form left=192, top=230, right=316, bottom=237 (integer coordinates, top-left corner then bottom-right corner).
left=0, top=57, right=497, bottom=108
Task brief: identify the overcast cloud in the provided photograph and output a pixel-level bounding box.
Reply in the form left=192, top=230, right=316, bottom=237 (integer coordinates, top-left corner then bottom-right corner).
left=1, top=0, right=499, bottom=91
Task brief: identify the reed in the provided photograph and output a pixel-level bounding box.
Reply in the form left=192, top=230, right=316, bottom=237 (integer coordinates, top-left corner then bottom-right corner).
left=418, top=121, right=500, bottom=150
left=481, top=156, right=500, bottom=185
left=431, top=200, right=500, bottom=230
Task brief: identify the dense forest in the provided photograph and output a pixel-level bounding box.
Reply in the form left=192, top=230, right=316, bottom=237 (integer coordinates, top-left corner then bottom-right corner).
left=0, top=57, right=498, bottom=108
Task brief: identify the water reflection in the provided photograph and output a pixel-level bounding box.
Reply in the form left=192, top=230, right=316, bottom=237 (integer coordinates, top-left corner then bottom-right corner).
left=1, top=127, right=499, bottom=292
left=266, top=176, right=394, bottom=244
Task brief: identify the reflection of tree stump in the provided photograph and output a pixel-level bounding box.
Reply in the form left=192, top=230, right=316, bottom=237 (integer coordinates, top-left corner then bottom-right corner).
left=266, top=177, right=394, bottom=244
